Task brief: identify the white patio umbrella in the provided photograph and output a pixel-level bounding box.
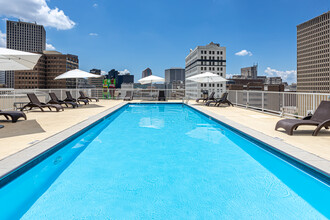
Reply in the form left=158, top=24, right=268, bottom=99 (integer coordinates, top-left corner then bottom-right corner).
left=138, top=75, right=165, bottom=84
left=54, top=69, right=102, bottom=80
left=55, top=69, right=102, bottom=98
left=186, top=72, right=228, bottom=83
left=138, top=75, right=165, bottom=99
left=0, top=48, right=41, bottom=71
left=0, top=48, right=41, bottom=129
left=186, top=72, right=227, bottom=99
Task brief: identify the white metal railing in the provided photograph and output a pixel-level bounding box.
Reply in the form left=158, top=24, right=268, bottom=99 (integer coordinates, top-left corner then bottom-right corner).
left=227, top=90, right=330, bottom=118
left=1, top=88, right=330, bottom=118
left=0, top=88, right=188, bottom=111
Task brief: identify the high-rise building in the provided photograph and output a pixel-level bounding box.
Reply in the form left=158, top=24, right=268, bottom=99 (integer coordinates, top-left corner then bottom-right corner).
left=297, top=11, right=330, bottom=93
left=185, top=42, right=226, bottom=99
left=6, top=20, right=46, bottom=52
left=241, top=65, right=258, bottom=79
left=165, top=68, right=185, bottom=84
left=14, top=51, right=79, bottom=89
left=5, top=20, right=46, bottom=88
left=142, top=68, right=152, bottom=78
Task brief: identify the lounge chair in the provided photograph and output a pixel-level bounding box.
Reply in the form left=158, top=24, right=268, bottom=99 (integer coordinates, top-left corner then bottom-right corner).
left=21, top=93, right=64, bottom=112
left=0, top=110, right=27, bottom=122
left=64, top=91, right=89, bottom=105
left=158, top=91, right=166, bottom=101
left=206, top=92, right=233, bottom=107
left=123, top=91, right=133, bottom=101
left=79, top=91, right=99, bottom=102
left=196, top=92, right=215, bottom=103
left=275, top=101, right=330, bottom=136
left=48, top=93, right=78, bottom=108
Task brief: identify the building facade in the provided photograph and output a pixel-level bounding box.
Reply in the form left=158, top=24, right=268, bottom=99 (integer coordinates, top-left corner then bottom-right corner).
left=14, top=51, right=79, bottom=89
left=165, top=68, right=185, bottom=85
left=265, top=77, right=282, bottom=85
left=142, top=68, right=152, bottom=78
left=185, top=42, right=226, bottom=99
left=241, top=64, right=258, bottom=79
left=297, top=11, right=330, bottom=93
left=6, top=20, right=46, bottom=53
left=6, top=20, right=46, bottom=88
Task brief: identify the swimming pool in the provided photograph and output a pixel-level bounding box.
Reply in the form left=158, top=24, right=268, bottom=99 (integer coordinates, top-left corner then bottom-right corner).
left=0, top=103, right=329, bottom=219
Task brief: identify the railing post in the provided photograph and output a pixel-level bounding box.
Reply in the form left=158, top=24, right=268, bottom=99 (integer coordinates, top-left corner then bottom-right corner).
left=246, top=91, right=249, bottom=108
left=235, top=90, right=238, bottom=105
left=261, top=91, right=264, bottom=112
left=313, top=93, right=316, bottom=113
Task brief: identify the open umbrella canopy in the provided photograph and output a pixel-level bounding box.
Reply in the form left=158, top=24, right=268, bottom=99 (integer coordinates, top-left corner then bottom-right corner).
left=54, top=69, right=102, bottom=80
left=186, top=72, right=228, bottom=83
left=0, top=47, right=41, bottom=71
left=138, top=75, right=165, bottom=84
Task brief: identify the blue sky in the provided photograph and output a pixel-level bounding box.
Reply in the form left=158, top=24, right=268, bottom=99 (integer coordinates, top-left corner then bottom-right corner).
left=0, top=0, right=329, bottom=83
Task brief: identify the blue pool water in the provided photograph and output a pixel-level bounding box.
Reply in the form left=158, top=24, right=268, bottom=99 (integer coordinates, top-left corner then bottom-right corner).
left=0, top=103, right=329, bottom=219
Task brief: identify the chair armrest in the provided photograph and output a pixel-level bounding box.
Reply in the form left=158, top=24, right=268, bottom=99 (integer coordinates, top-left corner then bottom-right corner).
left=302, top=115, right=312, bottom=120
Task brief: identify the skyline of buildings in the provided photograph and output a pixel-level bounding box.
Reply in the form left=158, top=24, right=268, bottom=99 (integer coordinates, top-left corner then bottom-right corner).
left=2, top=9, right=330, bottom=92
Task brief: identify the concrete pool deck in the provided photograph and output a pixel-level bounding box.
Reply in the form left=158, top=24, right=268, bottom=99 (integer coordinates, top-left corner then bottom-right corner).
left=0, top=100, right=329, bottom=177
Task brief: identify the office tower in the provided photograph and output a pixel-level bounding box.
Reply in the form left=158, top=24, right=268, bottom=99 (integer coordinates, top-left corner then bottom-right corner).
left=185, top=42, right=226, bottom=99
left=5, top=20, right=46, bottom=88
left=165, top=67, right=185, bottom=89
left=6, top=20, right=46, bottom=52
left=297, top=11, right=330, bottom=93
left=241, top=65, right=258, bottom=79
left=142, top=68, right=152, bottom=78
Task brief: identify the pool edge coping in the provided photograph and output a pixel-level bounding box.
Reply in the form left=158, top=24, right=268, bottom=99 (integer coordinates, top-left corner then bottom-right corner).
left=188, top=104, right=330, bottom=178
left=0, top=102, right=128, bottom=180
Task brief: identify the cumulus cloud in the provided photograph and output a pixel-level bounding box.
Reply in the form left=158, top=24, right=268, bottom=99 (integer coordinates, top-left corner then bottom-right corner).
left=226, top=74, right=233, bottom=79
left=46, top=43, right=55, bottom=50
left=89, top=33, right=98, bottom=36
left=93, top=3, right=98, bottom=8
left=119, top=69, right=130, bottom=75
left=264, top=67, right=297, bottom=83
left=0, top=30, right=5, bottom=47
left=0, top=0, right=75, bottom=30
left=235, top=50, right=252, bottom=56
left=101, top=70, right=107, bottom=75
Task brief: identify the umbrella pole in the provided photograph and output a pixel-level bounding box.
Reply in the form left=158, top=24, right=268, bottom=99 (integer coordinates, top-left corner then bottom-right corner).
left=76, top=78, right=78, bottom=100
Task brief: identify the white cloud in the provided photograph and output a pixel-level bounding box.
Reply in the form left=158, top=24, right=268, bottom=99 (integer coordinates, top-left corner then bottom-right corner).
left=264, top=67, right=297, bottom=83
left=46, top=43, right=55, bottom=50
left=89, top=33, right=98, bottom=36
left=226, top=74, right=233, bottom=79
left=0, top=0, right=75, bottom=30
left=93, top=3, right=98, bottom=8
left=0, top=30, right=5, bottom=47
left=101, top=70, right=107, bottom=75
left=119, top=69, right=130, bottom=75
left=235, top=50, right=252, bottom=56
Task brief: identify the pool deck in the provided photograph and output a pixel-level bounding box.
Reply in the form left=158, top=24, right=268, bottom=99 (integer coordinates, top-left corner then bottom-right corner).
left=0, top=100, right=329, bottom=177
